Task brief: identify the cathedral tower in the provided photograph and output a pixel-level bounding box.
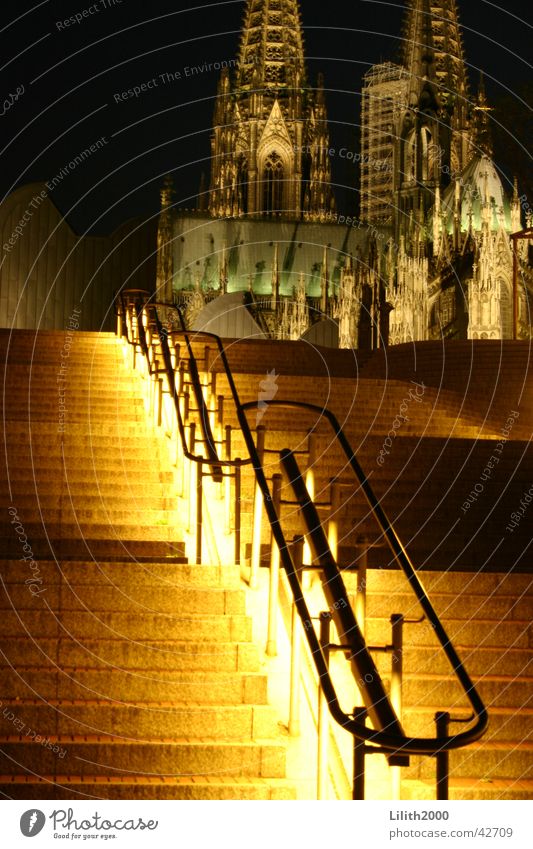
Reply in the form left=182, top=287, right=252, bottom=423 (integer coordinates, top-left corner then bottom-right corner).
left=395, top=0, right=471, bottom=240
left=209, top=0, right=335, bottom=221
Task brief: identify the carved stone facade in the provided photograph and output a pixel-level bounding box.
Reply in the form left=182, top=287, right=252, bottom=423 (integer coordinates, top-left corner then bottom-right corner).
left=335, top=256, right=361, bottom=349
left=361, top=0, right=532, bottom=343
left=388, top=245, right=429, bottom=345
left=157, top=0, right=531, bottom=346
left=208, top=0, right=335, bottom=222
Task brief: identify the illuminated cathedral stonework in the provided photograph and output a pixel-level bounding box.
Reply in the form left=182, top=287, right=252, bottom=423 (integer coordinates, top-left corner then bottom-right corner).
left=209, top=0, right=334, bottom=222
left=156, top=0, right=532, bottom=345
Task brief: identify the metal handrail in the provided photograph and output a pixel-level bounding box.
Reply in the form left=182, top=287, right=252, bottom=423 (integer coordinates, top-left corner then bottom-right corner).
left=118, top=294, right=248, bottom=564
left=239, top=398, right=488, bottom=754
left=116, top=290, right=488, bottom=758
left=142, top=300, right=252, bottom=472
left=120, top=293, right=248, bottom=474
left=166, top=305, right=222, bottom=482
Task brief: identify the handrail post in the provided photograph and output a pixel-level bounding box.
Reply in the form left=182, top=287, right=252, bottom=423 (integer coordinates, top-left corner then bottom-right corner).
left=303, top=431, right=317, bottom=566
left=234, top=461, right=241, bottom=566
left=196, top=462, right=203, bottom=566
left=391, top=614, right=404, bottom=800
left=149, top=365, right=156, bottom=418
left=289, top=536, right=304, bottom=737
left=249, top=426, right=266, bottom=589
left=355, top=537, right=368, bottom=637
left=306, top=431, right=317, bottom=498
left=116, top=302, right=123, bottom=338
left=208, top=371, right=216, bottom=432
left=224, top=426, right=232, bottom=534
left=436, top=712, right=450, bottom=801
left=187, top=423, right=196, bottom=536
left=317, top=611, right=332, bottom=800
left=353, top=706, right=367, bottom=800
left=156, top=377, right=163, bottom=428
left=216, top=395, right=224, bottom=444
left=266, top=473, right=282, bottom=657
left=328, top=479, right=340, bottom=562
left=203, top=345, right=211, bottom=380
left=178, top=362, right=186, bottom=398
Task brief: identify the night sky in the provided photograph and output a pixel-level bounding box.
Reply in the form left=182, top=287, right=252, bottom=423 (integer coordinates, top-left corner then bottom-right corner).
left=1, top=0, right=531, bottom=234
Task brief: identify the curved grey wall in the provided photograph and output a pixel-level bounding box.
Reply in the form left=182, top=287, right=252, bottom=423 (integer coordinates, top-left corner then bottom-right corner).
left=0, top=183, right=157, bottom=331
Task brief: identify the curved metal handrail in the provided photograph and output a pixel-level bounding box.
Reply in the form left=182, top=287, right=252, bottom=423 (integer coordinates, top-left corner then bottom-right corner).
left=239, top=398, right=488, bottom=754
left=116, top=291, right=488, bottom=756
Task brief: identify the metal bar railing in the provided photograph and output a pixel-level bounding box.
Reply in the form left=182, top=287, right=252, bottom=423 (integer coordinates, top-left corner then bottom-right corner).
left=116, top=289, right=487, bottom=784
left=170, top=307, right=223, bottom=483
left=238, top=398, right=488, bottom=756
left=279, top=447, right=406, bottom=750
left=118, top=293, right=249, bottom=566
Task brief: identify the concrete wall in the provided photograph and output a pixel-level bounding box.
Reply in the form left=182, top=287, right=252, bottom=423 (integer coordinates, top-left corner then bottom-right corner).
left=0, top=183, right=157, bottom=331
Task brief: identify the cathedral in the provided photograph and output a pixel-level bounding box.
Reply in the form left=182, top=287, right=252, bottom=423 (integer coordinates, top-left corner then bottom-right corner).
left=157, top=0, right=532, bottom=346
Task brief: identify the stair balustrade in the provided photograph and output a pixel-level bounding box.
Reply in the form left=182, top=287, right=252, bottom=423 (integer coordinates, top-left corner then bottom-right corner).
left=116, top=289, right=489, bottom=800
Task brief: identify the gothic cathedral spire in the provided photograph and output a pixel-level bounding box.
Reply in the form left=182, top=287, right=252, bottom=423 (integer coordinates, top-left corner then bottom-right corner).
left=395, top=0, right=472, bottom=241
left=401, top=0, right=469, bottom=108
left=236, top=0, right=307, bottom=92
left=209, top=0, right=335, bottom=221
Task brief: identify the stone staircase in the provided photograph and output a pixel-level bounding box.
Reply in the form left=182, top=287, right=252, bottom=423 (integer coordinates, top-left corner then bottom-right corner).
left=202, top=336, right=533, bottom=798
left=0, top=330, right=294, bottom=799
left=0, top=327, right=531, bottom=800
left=358, top=569, right=533, bottom=800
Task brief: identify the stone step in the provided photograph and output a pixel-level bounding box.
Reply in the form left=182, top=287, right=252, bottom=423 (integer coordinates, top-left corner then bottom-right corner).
left=0, top=611, right=252, bottom=642
left=362, top=569, right=533, bottom=596
left=0, top=561, right=240, bottom=588
left=363, top=592, right=532, bottom=622
left=0, top=700, right=280, bottom=739
left=1, top=460, right=175, bottom=475
left=365, top=617, right=532, bottom=649
left=0, top=584, right=246, bottom=616
left=2, top=423, right=158, bottom=436
left=1, top=413, right=148, bottom=423
left=374, top=645, right=533, bottom=678
left=1, top=431, right=167, bottom=444
left=0, top=509, right=182, bottom=527
left=403, top=742, right=533, bottom=781
left=1, top=471, right=174, bottom=488
left=400, top=674, right=533, bottom=710
left=0, top=539, right=186, bottom=561
left=0, top=523, right=180, bottom=541
left=0, top=495, right=178, bottom=511
left=3, top=478, right=178, bottom=499
left=0, top=668, right=268, bottom=705
left=0, top=638, right=260, bottom=672
left=401, top=777, right=533, bottom=802
left=402, top=706, right=533, bottom=743
left=2, top=379, right=138, bottom=391
left=0, top=775, right=296, bottom=800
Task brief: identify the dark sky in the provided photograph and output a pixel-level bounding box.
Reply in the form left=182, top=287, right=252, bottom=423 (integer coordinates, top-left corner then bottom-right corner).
left=1, top=0, right=531, bottom=233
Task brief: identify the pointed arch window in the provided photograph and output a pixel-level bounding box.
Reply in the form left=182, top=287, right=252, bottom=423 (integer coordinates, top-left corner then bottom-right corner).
left=420, top=127, right=432, bottom=181
left=263, top=151, right=284, bottom=216
left=405, top=131, right=417, bottom=183
left=236, top=155, right=248, bottom=214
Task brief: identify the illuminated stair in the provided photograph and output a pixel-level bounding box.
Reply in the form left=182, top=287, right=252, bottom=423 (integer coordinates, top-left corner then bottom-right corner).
left=363, top=569, right=533, bottom=800
left=1, top=327, right=531, bottom=800
left=0, top=330, right=294, bottom=800
left=205, top=337, right=533, bottom=799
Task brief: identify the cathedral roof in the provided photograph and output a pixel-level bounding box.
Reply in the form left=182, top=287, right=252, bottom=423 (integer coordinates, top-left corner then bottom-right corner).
left=438, top=154, right=512, bottom=234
